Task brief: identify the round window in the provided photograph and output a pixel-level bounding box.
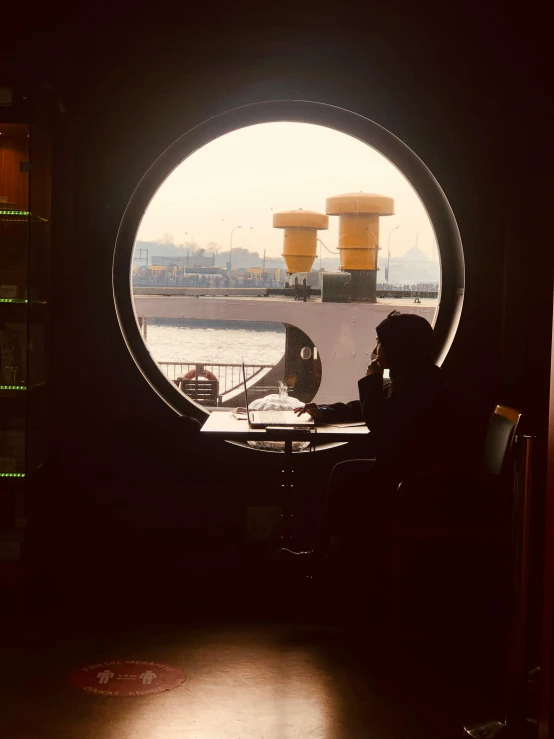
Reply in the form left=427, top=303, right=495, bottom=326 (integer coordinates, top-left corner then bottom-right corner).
left=114, top=103, right=463, bottom=423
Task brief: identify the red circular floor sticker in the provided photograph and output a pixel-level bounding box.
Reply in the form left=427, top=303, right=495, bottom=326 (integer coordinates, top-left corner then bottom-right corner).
left=69, top=660, right=186, bottom=697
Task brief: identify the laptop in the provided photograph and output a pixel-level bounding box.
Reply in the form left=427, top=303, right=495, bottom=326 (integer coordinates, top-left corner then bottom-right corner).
left=241, top=363, right=314, bottom=428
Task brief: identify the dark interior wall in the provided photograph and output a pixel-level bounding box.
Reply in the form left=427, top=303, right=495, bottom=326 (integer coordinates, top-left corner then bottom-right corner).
left=46, top=23, right=547, bottom=436
left=1, top=11, right=550, bottom=537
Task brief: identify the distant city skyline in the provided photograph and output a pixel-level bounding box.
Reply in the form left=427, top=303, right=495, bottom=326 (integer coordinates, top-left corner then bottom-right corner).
left=134, top=240, right=440, bottom=284
left=135, top=238, right=438, bottom=263
left=136, top=122, right=439, bottom=262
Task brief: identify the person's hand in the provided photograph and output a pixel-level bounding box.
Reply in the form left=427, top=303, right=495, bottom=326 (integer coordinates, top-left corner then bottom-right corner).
left=294, top=403, right=323, bottom=421
left=366, top=353, right=384, bottom=376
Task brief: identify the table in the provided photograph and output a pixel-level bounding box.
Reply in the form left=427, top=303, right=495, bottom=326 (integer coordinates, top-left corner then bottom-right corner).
left=202, top=411, right=369, bottom=545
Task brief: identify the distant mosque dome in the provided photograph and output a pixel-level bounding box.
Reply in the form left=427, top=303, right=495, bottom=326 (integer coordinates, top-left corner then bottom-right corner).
left=402, top=246, right=430, bottom=261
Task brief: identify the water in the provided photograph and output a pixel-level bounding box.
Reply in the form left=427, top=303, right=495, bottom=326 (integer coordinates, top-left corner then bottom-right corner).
left=145, top=319, right=286, bottom=366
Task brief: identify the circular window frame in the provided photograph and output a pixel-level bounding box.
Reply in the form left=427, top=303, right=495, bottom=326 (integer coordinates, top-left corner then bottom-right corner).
left=113, top=100, right=464, bottom=422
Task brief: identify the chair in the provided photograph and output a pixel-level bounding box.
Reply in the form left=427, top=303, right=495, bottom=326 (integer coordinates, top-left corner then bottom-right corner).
left=391, top=404, right=521, bottom=632
left=482, top=405, right=521, bottom=476
left=394, top=405, right=521, bottom=521
left=179, top=378, right=221, bottom=407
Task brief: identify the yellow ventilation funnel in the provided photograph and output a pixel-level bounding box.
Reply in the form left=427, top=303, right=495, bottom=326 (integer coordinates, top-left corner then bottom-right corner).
left=325, top=193, right=394, bottom=271
left=273, top=209, right=329, bottom=274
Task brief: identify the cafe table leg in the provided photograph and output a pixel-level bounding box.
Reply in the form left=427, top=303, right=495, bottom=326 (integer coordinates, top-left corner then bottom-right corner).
left=280, top=438, right=294, bottom=546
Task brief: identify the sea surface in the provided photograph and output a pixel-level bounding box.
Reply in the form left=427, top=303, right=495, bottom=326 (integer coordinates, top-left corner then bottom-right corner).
left=144, top=319, right=286, bottom=366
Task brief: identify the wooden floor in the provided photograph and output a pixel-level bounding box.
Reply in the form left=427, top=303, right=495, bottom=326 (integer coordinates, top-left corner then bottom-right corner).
left=0, top=604, right=503, bottom=739
left=0, top=520, right=507, bottom=738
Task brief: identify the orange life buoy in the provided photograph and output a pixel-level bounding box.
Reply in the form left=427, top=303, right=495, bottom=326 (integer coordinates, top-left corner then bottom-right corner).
left=184, top=368, right=218, bottom=382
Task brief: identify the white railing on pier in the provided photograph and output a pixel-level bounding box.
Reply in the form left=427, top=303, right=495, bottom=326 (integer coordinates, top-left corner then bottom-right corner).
left=157, top=362, right=274, bottom=398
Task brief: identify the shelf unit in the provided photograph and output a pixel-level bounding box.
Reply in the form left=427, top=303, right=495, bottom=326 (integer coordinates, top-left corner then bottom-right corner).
left=1, top=102, right=51, bottom=567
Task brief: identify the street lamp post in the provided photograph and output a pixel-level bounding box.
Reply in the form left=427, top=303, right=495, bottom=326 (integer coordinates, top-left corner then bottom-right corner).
left=387, top=225, right=400, bottom=284
left=228, top=225, right=242, bottom=270
left=184, top=231, right=194, bottom=268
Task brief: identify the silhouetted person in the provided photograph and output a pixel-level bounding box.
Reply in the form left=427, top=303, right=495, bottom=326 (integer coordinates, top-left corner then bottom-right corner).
left=283, top=311, right=462, bottom=604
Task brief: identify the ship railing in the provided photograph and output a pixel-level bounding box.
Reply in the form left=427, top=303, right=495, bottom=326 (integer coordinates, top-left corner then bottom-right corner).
left=157, top=362, right=274, bottom=400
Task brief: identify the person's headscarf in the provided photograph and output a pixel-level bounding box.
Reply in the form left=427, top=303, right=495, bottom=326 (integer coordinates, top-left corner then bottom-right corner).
left=376, top=310, right=435, bottom=375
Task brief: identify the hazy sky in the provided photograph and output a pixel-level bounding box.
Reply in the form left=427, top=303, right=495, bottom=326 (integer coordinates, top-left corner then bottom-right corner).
left=137, top=122, right=438, bottom=261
